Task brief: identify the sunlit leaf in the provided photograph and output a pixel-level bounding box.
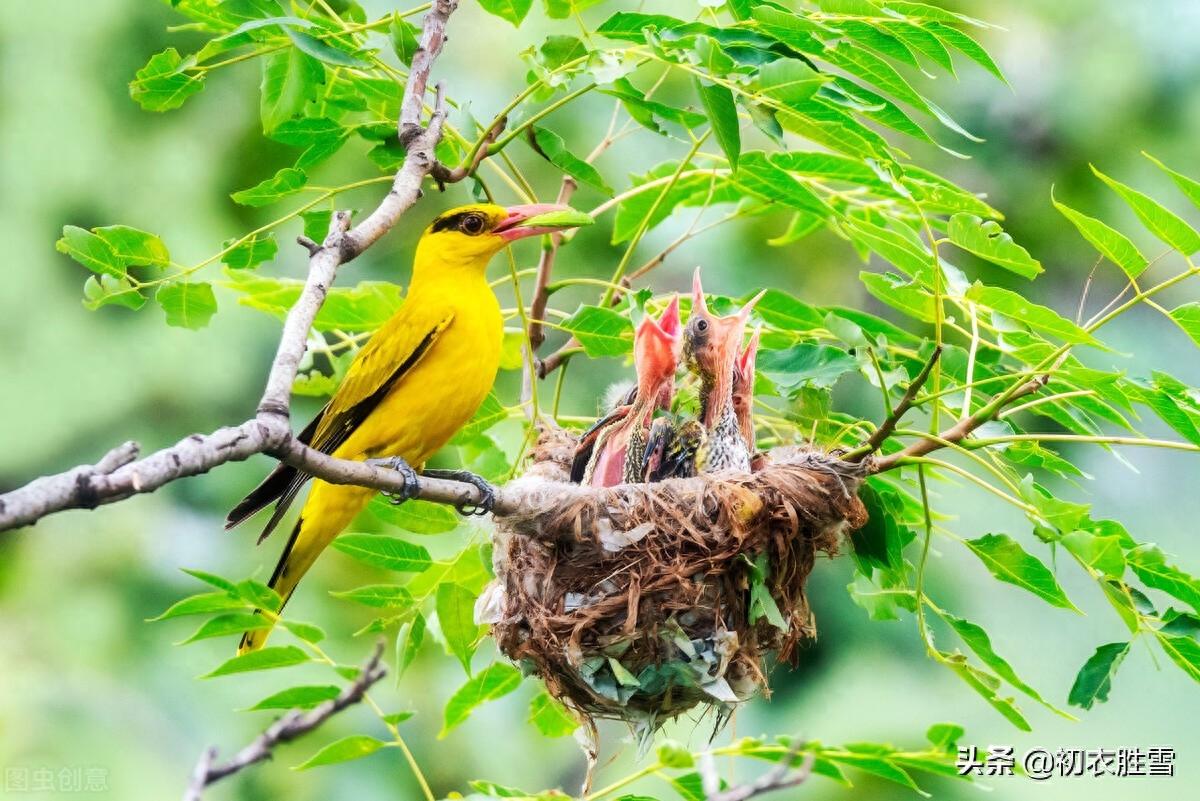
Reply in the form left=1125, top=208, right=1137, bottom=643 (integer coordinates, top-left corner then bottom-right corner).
left=1052, top=196, right=1147, bottom=280
left=294, top=735, right=387, bottom=770
left=57, top=226, right=123, bottom=278
left=221, top=233, right=279, bottom=271
left=560, top=305, right=633, bottom=357
left=1143, top=152, right=1200, bottom=212
left=180, top=613, right=270, bottom=643
left=528, top=692, right=578, bottom=737
left=245, top=685, right=341, bottom=711
left=479, top=0, right=534, bottom=27
left=947, top=214, right=1042, bottom=278
left=1168, top=303, right=1200, bottom=349
left=331, top=534, right=432, bottom=573
left=331, top=584, right=414, bottom=609
left=231, top=167, right=308, bottom=206
left=156, top=281, right=217, bottom=329
left=966, top=284, right=1098, bottom=345
left=441, top=663, right=522, bottom=735
left=203, top=646, right=311, bottom=677
left=437, top=582, right=482, bottom=675
left=1092, top=165, right=1200, bottom=255
left=149, top=592, right=246, bottom=621
left=130, top=48, right=205, bottom=111
left=963, top=533, right=1080, bottom=611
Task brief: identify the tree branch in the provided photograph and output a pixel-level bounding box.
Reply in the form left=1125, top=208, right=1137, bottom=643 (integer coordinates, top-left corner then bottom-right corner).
left=699, top=740, right=815, bottom=801
left=182, top=642, right=388, bottom=800
left=845, top=346, right=942, bottom=462
left=0, top=0, right=468, bottom=533
left=870, top=353, right=1063, bottom=473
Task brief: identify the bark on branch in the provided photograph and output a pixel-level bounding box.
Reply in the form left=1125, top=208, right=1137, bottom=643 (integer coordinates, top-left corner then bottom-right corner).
left=181, top=642, right=387, bottom=800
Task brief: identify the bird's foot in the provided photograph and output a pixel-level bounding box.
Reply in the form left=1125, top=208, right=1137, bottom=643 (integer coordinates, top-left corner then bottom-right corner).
left=368, top=456, right=421, bottom=505
left=421, top=469, right=496, bottom=516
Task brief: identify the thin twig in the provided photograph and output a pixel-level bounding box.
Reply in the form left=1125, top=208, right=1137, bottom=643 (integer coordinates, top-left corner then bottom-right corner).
left=845, top=346, right=942, bottom=462
left=182, top=642, right=388, bottom=800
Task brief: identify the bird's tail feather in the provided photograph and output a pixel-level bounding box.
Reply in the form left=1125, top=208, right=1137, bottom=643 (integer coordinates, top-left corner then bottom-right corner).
left=238, top=482, right=374, bottom=654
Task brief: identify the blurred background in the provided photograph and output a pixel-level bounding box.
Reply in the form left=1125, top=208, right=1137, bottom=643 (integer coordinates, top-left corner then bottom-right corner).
left=2, top=0, right=1199, bottom=799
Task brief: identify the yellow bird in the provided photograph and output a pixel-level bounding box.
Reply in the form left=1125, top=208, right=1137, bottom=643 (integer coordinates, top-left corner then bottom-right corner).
left=226, top=203, right=590, bottom=653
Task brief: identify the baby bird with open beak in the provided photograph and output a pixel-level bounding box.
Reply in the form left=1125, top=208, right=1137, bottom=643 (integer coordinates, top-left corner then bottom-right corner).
left=571, top=296, right=682, bottom=486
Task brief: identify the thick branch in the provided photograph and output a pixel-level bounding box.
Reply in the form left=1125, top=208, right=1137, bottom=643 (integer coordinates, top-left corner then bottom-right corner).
left=182, top=642, right=387, bottom=800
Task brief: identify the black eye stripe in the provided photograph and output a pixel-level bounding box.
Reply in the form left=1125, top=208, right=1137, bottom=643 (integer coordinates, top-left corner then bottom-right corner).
left=430, top=210, right=485, bottom=234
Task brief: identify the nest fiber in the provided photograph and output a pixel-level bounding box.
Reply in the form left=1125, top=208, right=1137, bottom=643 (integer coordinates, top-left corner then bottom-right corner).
left=479, top=425, right=869, bottom=730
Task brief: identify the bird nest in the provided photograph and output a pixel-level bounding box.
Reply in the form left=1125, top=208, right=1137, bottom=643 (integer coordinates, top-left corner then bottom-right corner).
left=478, top=425, right=870, bottom=732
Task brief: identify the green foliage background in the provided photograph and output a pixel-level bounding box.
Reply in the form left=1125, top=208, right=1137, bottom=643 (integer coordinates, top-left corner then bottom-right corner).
left=2, top=0, right=1200, bottom=799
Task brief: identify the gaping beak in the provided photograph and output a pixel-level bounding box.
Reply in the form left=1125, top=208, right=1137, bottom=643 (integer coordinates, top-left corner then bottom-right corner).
left=635, top=295, right=682, bottom=399
left=495, top=204, right=593, bottom=242
left=736, top=289, right=767, bottom=324
left=691, top=267, right=709, bottom=316
left=738, top=326, right=761, bottom=380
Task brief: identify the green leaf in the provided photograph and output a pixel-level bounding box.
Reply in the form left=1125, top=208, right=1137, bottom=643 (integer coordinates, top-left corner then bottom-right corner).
left=528, top=127, right=613, bottom=195
left=479, top=0, right=533, bottom=27
left=83, top=275, right=145, bottom=311
left=947, top=214, right=1042, bottom=278
left=528, top=692, right=578, bottom=737
left=283, top=28, right=370, bottom=68
left=1092, top=165, right=1200, bottom=255
left=448, top=393, right=507, bottom=445
left=695, top=79, right=740, bottom=171
left=658, top=740, right=694, bottom=769
left=851, top=484, right=903, bottom=572
left=245, top=685, right=342, bottom=711
left=203, top=645, right=311, bottom=678
left=926, top=723, right=963, bottom=752
left=1061, top=530, right=1125, bottom=580
left=596, top=11, right=685, bottom=42
left=269, top=116, right=346, bottom=146
left=1158, top=633, right=1200, bottom=683
left=1168, top=303, right=1200, bottom=349
left=966, top=284, right=1098, bottom=345
left=233, top=577, right=283, bottom=612
left=180, top=613, right=270, bottom=643
left=752, top=289, right=826, bottom=331
left=1052, top=196, right=1147, bottom=280
left=756, top=343, right=859, bottom=389
left=941, top=652, right=1031, bottom=731
left=560, top=305, right=633, bottom=357
left=395, top=612, right=426, bottom=681
left=943, top=613, right=1070, bottom=717
left=93, top=226, right=170, bottom=269
left=224, top=270, right=402, bottom=332
left=368, top=496, right=460, bottom=534
left=182, top=568, right=240, bottom=594
left=389, top=17, right=420, bottom=65
left=260, top=48, right=323, bottom=133
left=1067, top=641, right=1129, bottom=709
left=923, top=22, right=1007, bottom=84
left=280, top=620, right=325, bottom=643
left=331, top=534, right=432, bottom=573
left=735, top=152, right=831, bottom=215
left=1143, top=152, right=1200, bottom=212
left=295, top=735, right=387, bottom=770
left=149, top=592, right=246, bottom=621
left=130, top=48, right=204, bottom=111
left=599, top=78, right=706, bottom=134
left=331, top=584, right=414, bottom=609
left=221, top=233, right=278, bottom=270
left=57, top=226, right=123, bottom=278
left=860, top=272, right=936, bottom=323
left=441, top=663, right=522, bottom=735
left=156, top=281, right=217, bottom=329
left=844, top=218, right=933, bottom=277
left=1127, top=545, right=1200, bottom=614
left=231, top=167, right=308, bottom=206
left=963, top=533, right=1080, bottom=611
left=437, top=582, right=482, bottom=675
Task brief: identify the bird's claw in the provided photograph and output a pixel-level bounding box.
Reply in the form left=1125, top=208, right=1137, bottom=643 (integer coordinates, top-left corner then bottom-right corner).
left=422, top=469, right=496, bottom=516
left=369, top=456, right=421, bottom=506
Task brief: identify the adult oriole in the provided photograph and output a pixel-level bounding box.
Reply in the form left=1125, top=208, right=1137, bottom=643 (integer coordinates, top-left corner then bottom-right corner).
left=227, top=203, right=590, bottom=652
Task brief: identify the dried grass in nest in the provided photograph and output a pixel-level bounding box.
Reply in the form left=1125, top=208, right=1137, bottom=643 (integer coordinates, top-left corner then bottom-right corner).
left=479, top=424, right=870, bottom=732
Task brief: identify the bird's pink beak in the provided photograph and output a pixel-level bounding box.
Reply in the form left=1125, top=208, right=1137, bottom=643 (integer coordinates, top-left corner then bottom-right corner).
left=738, top=326, right=760, bottom=380
left=736, top=289, right=767, bottom=323
left=691, top=267, right=709, bottom=316
left=494, top=204, right=592, bottom=241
